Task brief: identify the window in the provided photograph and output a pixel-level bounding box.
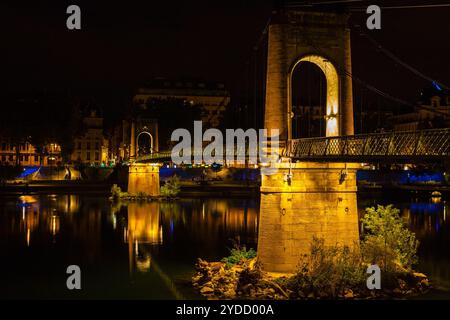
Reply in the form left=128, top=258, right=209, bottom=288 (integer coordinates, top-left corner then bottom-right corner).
left=1, top=143, right=6, bottom=151
left=25, top=155, right=29, bottom=162
left=87, top=142, right=91, bottom=150
left=95, top=142, right=99, bottom=150
left=1, top=156, right=5, bottom=162
left=86, top=152, right=91, bottom=161
left=78, top=142, right=82, bottom=150
left=34, top=155, right=39, bottom=162
left=95, top=152, right=99, bottom=161
left=9, top=155, right=13, bottom=161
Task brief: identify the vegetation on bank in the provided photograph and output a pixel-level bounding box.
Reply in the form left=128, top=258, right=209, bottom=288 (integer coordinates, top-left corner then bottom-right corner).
left=109, top=175, right=181, bottom=201
left=160, top=175, right=181, bottom=198
left=193, top=205, right=430, bottom=300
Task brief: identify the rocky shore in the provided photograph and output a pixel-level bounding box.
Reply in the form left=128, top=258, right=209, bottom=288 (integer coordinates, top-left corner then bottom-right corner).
left=192, top=258, right=431, bottom=300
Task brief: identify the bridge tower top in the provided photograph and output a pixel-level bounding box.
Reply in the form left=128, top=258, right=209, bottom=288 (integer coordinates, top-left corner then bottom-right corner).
left=264, top=9, right=354, bottom=140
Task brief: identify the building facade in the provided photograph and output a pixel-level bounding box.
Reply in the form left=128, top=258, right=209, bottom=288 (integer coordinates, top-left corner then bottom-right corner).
left=71, top=110, right=109, bottom=166
left=0, top=139, right=62, bottom=166
left=391, top=87, right=450, bottom=131
left=133, top=79, right=230, bottom=128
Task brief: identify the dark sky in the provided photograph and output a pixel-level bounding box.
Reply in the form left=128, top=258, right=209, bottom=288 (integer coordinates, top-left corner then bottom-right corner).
left=2, top=0, right=450, bottom=119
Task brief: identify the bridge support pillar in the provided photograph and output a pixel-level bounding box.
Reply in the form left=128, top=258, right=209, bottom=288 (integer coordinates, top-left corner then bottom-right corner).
left=128, top=163, right=160, bottom=196
left=258, top=162, right=360, bottom=273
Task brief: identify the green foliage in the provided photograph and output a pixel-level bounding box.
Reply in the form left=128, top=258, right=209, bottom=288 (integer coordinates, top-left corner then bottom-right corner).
left=286, top=205, right=420, bottom=297
left=110, top=184, right=129, bottom=200
left=161, top=175, right=181, bottom=198
left=288, top=237, right=366, bottom=298
left=221, top=246, right=257, bottom=269
left=136, top=191, right=148, bottom=198
left=361, top=205, right=419, bottom=270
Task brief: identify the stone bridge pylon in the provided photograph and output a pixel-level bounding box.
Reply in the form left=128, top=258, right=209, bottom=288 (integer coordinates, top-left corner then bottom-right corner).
left=258, top=9, right=359, bottom=273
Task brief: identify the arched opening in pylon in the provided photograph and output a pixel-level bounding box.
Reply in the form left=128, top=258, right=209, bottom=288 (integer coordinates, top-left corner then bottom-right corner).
left=290, top=55, right=340, bottom=138
left=137, top=131, right=153, bottom=156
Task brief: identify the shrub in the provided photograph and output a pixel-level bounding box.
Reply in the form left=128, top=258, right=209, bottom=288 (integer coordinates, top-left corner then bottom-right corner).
left=287, top=237, right=365, bottom=298
left=361, top=205, right=419, bottom=271
left=136, top=191, right=148, bottom=198
left=221, top=246, right=257, bottom=268
left=111, top=184, right=122, bottom=200
left=161, top=175, right=181, bottom=198
left=285, top=205, right=420, bottom=298
left=110, top=184, right=129, bottom=200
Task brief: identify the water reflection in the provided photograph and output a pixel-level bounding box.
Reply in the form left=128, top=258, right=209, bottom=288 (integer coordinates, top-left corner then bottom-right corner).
left=0, top=194, right=258, bottom=299
left=1, top=193, right=448, bottom=298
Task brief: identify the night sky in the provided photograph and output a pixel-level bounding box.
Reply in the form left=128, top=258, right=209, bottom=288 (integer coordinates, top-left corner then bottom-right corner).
left=2, top=0, right=450, bottom=128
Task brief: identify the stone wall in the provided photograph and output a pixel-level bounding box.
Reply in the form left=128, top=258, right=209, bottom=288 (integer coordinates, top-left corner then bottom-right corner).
left=257, top=162, right=360, bottom=273
left=128, top=163, right=160, bottom=196
left=264, top=10, right=354, bottom=139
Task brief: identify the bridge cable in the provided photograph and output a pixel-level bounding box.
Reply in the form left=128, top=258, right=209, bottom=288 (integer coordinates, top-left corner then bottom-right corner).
left=353, top=24, right=450, bottom=90
left=299, top=26, right=450, bottom=118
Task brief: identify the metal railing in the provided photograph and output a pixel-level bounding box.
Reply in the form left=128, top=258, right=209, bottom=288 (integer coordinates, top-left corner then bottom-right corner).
left=136, top=129, right=449, bottom=164
left=284, top=128, right=450, bottom=162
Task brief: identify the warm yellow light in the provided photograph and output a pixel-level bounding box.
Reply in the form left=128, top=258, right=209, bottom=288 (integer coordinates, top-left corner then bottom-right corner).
left=293, top=55, right=340, bottom=137
left=26, top=228, right=30, bottom=247
left=326, top=116, right=338, bottom=137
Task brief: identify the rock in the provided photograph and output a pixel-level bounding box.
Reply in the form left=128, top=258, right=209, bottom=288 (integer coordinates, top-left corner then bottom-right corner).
left=420, top=279, right=429, bottom=287
left=240, top=283, right=253, bottom=294
left=224, top=290, right=236, bottom=298
left=210, top=262, right=223, bottom=271
left=344, top=289, right=354, bottom=299
left=248, top=258, right=257, bottom=270
left=398, top=279, right=407, bottom=290
left=393, top=288, right=402, bottom=295
left=200, top=286, right=214, bottom=295
left=413, top=272, right=427, bottom=279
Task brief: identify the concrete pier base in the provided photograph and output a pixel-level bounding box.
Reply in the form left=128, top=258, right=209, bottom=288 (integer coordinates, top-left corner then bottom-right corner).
left=128, top=163, right=160, bottom=196
left=257, top=162, right=360, bottom=273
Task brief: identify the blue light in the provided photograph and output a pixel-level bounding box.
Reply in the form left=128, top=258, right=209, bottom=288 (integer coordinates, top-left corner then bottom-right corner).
left=170, top=219, right=174, bottom=236
left=17, top=166, right=40, bottom=179
left=432, top=81, right=443, bottom=91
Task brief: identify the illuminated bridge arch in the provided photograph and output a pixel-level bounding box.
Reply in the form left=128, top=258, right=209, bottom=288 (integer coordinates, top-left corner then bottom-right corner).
left=137, top=131, right=154, bottom=156
left=289, top=54, right=340, bottom=137
left=264, top=10, right=354, bottom=141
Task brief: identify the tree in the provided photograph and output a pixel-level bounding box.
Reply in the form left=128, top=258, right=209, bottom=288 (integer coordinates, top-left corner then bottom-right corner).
left=361, top=205, right=419, bottom=271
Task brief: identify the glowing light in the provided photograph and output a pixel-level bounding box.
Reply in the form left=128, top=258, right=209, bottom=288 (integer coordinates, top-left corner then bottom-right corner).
left=325, top=116, right=338, bottom=137
left=112, top=214, right=117, bottom=230
left=26, top=228, right=30, bottom=247
left=293, top=55, right=340, bottom=137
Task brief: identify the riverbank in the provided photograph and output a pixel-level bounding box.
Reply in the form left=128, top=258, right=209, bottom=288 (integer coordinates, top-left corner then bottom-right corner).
left=2, top=180, right=448, bottom=199
left=192, top=258, right=432, bottom=300
left=0, top=180, right=260, bottom=197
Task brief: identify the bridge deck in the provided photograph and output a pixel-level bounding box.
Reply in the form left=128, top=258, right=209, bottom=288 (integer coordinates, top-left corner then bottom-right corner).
left=136, top=129, right=450, bottom=164
left=285, top=128, right=449, bottom=163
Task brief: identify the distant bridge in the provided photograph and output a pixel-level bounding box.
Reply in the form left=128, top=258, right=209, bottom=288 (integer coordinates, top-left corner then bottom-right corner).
left=135, top=128, right=450, bottom=164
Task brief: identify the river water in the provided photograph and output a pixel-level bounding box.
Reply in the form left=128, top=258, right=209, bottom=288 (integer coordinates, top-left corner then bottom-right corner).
left=0, top=193, right=448, bottom=299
